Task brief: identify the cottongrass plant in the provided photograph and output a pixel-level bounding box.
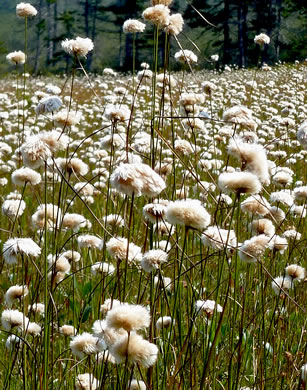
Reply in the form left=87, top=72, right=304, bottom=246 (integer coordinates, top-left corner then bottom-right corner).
left=0, top=4, right=306, bottom=389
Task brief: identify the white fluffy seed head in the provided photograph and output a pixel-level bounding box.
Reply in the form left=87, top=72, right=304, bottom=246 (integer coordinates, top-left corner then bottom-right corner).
left=127, top=379, right=146, bottom=390
left=12, top=167, right=41, bottom=186
left=36, top=96, right=62, bottom=115
left=110, top=163, right=166, bottom=197
left=3, top=237, right=41, bottom=265
left=156, top=316, right=174, bottom=330
left=110, top=333, right=158, bottom=368
left=285, top=264, right=305, bottom=281
left=164, top=13, right=184, bottom=36
left=6, top=51, right=26, bottom=65
left=70, top=332, right=105, bottom=359
left=77, top=235, right=103, bottom=250
left=123, top=19, right=146, bottom=33
left=76, top=373, right=100, bottom=390
left=141, top=249, right=168, bottom=272
left=218, top=172, right=262, bottom=195
left=1, top=309, right=29, bottom=331
left=32, top=204, right=62, bottom=230
left=39, top=130, right=69, bottom=153
left=5, top=285, right=29, bottom=306
left=271, top=276, right=293, bottom=297
left=254, top=33, right=270, bottom=45
left=143, top=201, right=168, bottom=223
left=297, top=121, right=307, bottom=149
left=106, top=304, right=150, bottom=332
left=166, top=199, right=211, bottom=230
left=2, top=199, right=26, bottom=218
left=16, top=2, right=37, bottom=17
left=20, top=135, right=51, bottom=168
left=91, top=262, right=115, bottom=276
left=250, top=219, right=275, bottom=237
left=195, top=300, right=223, bottom=317
left=202, top=226, right=237, bottom=251
left=142, top=5, right=170, bottom=27
left=227, top=138, right=270, bottom=184
left=239, top=234, right=272, bottom=263
left=61, top=37, right=94, bottom=57
left=59, top=325, right=76, bottom=336
left=174, top=49, right=198, bottom=64
left=106, top=237, right=142, bottom=263
left=240, top=195, right=270, bottom=216
left=55, top=157, right=88, bottom=176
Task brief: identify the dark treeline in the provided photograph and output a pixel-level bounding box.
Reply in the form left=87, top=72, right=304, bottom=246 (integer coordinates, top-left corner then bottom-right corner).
left=0, top=0, right=306, bottom=74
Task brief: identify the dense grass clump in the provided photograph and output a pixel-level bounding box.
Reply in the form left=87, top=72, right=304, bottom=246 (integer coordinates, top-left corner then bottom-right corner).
left=0, top=4, right=306, bottom=390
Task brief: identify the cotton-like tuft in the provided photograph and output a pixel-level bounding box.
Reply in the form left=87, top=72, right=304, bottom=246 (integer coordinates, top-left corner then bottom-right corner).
left=36, top=96, right=62, bottom=115
left=285, top=264, right=305, bottom=281
left=123, top=19, right=146, bottom=33
left=1, top=309, right=29, bottom=331
left=164, top=13, right=184, bottom=35
left=20, top=135, right=51, bottom=168
left=156, top=316, right=174, bottom=330
left=271, top=276, right=293, bottom=297
left=106, top=237, right=142, bottom=263
left=254, top=33, right=270, bottom=45
left=165, top=199, right=211, bottom=230
left=32, top=204, right=62, bottom=230
left=77, top=235, right=103, bottom=250
left=110, top=163, right=166, bottom=197
left=218, top=171, right=262, bottom=195
left=12, top=167, right=41, bottom=186
left=91, top=262, right=115, bottom=276
left=239, top=234, right=273, bottom=263
left=76, top=373, right=100, bottom=390
left=143, top=201, right=168, bottom=223
left=3, top=237, right=41, bottom=265
left=142, top=5, right=170, bottom=27
left=70, top=332, right=105, bottom=359
left=250, top=219, right=275, bottom=237
left=16, top=2, right=37, bottom=17
left=6, top=51, right=26, bottom=65
left=202, top=226, right=237, bottom=251
left=110, top=333, right=158, bottom=368
left=240, top=195, right=270, bottom=216
left=174, top=49, right=198, bottom=64
left=297, top=121, right=307, bottom=149
left=141, top=249, right=168, bottom=272
left=195, top=300, right=223, bottom=317
left=227, top=138, right=270, bottom=184
left=106, top=304, right=150, bottom=332
left=127, top=379, right=146, bottom=390
left=61, top=37, right=94, bottom=57
left=2, top=199, right=26, bottom=218
left=5, top=285, right=29, bottom=306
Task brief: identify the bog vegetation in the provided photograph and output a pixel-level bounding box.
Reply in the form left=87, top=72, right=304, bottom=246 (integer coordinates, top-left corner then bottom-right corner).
left=0, top=2, right=306, bottom=390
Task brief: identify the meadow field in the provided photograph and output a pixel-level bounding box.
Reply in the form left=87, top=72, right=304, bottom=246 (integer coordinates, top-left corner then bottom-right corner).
left=0, top=3, right=307, bottom=390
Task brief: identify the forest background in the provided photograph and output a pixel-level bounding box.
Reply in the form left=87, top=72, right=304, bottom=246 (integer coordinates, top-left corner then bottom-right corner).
left=0, top=0, right=306, bottom=74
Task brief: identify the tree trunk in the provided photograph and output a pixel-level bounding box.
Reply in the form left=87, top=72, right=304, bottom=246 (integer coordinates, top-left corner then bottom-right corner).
left=87, top=0, right=99, bottom=71
left=34, top=0, right=43, bottom=74
left=262, top=0, right=273, bottom=64
left=52, top=2, right=58, bottom=60
left=223, top=0, right=231, bottom=64
left=275, top=0, right=282, bottom=60
left=84, top=0, right=89, bottom=36
left=238, top=1, right=248, bottom=68
left=46, top=2, right=53, bottom=65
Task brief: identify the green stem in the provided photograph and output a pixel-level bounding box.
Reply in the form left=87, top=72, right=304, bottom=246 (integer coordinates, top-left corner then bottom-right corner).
left=43, top=162, right=49, bottom=390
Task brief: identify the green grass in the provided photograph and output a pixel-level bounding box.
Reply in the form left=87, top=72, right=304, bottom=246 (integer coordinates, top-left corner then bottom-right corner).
left=0, top=53, right=306, bottom=390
